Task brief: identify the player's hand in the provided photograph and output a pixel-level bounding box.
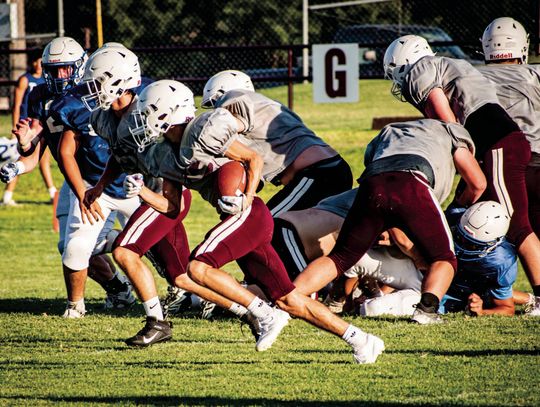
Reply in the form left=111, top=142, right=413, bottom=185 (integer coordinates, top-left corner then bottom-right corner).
left=467, top=293, right=484, bottom=316
left=0, top=162, right=20, bottom=183
left=377, top=231, right=392, bottom=246
left=218, top=194, right=247, bottom=215
left=12, top=118, right=39, bottom=148
left=123, top=173, right=144, bottom=198
left=83, top=185, right=104, bottom=208
left=80, top=198, right=105, bottom=225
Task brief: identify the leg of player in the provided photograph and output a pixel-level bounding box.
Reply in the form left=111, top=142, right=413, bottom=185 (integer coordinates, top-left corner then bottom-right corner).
left=188, top=259, right=290, bottom=352
left=1, top=176, right=18, bottom=206
left=275, top=288, right=385, bottom=364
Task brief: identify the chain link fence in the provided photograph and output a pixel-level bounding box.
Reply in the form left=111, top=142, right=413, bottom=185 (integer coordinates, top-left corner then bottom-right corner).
left=0, top=0, right=538, bottom=103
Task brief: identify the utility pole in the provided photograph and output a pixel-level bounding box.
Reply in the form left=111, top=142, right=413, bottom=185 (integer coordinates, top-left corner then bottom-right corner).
left=10, top=0, right=26, bottom=82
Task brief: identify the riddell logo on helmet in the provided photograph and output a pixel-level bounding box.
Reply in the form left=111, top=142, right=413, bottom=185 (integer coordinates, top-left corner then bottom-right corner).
left=490, top=52, right=514, bottom=59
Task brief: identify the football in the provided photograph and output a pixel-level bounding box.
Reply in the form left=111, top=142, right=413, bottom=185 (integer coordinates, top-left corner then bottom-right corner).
left=216, top=161, right=247, bottom=197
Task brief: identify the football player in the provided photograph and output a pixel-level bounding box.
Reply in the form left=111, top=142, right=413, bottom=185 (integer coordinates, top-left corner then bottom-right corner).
left=80, top=45, right=262, bottom=347
left=291, top=119, right=486, bottom=324
left=477, top=17, right=540, bottom=315
left=383, top=34, right=540, bottom=317
left=201, top=70, right=353, bottom=216
left=124, top=79, right=385, bottom=363
left=0, top=37, right=135, bottom=317
left=4, top=49, right=57, bottom=206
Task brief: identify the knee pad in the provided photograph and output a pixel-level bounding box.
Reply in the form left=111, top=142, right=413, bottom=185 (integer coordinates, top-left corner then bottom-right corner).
left=62, top=236, right=94, bottom=270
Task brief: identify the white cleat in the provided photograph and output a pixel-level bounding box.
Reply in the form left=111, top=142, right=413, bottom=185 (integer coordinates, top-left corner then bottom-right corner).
left=411, top=306, right=444, bottom=324
left=255, top=308, right=290, bottom=352
left=352, top=334, right=385, bottom=364
left=525, top=296, right=540, bottom=316
left=62, top=305, right=86, bottom=319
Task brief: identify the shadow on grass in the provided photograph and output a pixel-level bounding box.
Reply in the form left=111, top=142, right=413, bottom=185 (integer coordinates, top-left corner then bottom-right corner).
left=0, top=395, right=457, bottom=406
left=0, top=298, right=143, bottom=317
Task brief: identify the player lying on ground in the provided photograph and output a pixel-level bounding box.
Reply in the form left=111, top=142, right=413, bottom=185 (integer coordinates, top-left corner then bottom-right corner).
left=291, top=118, right=486, bottom=324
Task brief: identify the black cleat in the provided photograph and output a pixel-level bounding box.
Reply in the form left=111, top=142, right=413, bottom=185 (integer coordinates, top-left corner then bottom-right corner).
left=125, top=316, right=173, bottom=347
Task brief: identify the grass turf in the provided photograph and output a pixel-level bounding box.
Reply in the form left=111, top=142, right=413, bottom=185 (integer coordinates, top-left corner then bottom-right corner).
left=0, top=80, right=538, bottom=406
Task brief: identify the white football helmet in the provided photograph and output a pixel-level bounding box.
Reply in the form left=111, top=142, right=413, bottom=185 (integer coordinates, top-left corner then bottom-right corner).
left=383, top=35, right=434, bottom=99
left=81, top=47, right=141, bottom=111
left=42, top=37, right=87, bottom=94
left=458, top=201, right=510, bottom=244
left=201, top=70, right=254, bottom=108
left=130, top=80, right=196, bottom=152
left=481, top=17, right=529, bottom=64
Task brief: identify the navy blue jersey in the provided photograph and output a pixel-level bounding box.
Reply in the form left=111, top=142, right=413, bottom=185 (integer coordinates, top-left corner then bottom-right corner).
left=27, top=83, right=65, bottom=161
left=50, top=87, right=127, bottom=199
left=19, top=72, right=45, bottom=120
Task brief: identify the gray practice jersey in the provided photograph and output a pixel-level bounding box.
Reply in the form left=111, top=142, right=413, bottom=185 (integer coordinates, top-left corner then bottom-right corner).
left=215, top=90, right=328, bottom=183
left=364, top=119, right=475, bottom=203
left=479, top=64, right=540, bottom=155
left=91, top=98, right=163, bottom=192
left=142, top=109, right=234, bottom=206
left=403, top=56, right=499, bottom=125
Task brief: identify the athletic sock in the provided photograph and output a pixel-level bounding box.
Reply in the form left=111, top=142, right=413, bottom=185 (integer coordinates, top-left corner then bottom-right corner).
left=419, top=292, right=440, bottom=313
left=532, top=285, right=540, bottom=298
left=342, top=324, right=368, bottom=348
left=143, top=296, right=164, bottom=320
left=67, top=298, right=85, bottom=313
left=102, top=271, right=128, bottom=295
left=3, top=190, right=13, bottom=203
left=48, top=186, right=57, bottom=200
left=247, top=298, right=273, bottom=319
left=228, top=302, right=248, bottom=317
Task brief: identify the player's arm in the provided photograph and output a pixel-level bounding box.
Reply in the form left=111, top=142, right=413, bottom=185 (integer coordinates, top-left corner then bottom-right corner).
left=12, top=118, right=43, bottom=156
left=0, top=137, right=49, bottom=183
left=136, top=177, right=182, bottom=216
left=83, top=155, right=123, bottom=208
left=223, top=139, right=263, bottom=208
left=387, top=228, right=429, bottom=272
left=453, top=147, right=486, bottom=207
left=11, top=75, right=28, bottom=127
left=424, top=88, right=458, bottom=123
left=467, top=293, right=515, bottom=316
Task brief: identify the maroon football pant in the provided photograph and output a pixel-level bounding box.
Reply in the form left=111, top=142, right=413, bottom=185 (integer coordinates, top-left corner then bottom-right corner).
left=482, top=131, right=533, bottom=246
left=191, top=197, right=295, bottom=302
left=526, top=161, right=540, bottom=237
left=328, top=171, right=457, bottom=275
left=114, top=189, right=192, bottom=284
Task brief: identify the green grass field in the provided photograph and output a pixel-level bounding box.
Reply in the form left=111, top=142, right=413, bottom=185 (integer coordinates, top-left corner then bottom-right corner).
left=0, top=81, right=538, bottom=406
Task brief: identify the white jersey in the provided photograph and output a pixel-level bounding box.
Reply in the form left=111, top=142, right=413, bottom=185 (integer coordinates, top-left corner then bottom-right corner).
left=0, top=137, right=19, bottom=166
left=403, top=56, right=499, bottom=125
left=216, top=90, right=328, bottom=183
left=479, top=64, right=540, bottom=155
left=363, top=119, right=475, bottom=203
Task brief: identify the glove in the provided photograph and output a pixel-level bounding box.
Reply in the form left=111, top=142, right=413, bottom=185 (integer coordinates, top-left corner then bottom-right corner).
left=217, top=194, right=246, bottom=215
left=123, top=173, right=144, bottom=198
left=0, top=162, right=23, bottom=183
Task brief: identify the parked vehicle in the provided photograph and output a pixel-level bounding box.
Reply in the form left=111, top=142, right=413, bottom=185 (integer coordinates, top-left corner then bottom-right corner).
left=333, top=24, right=478, bottom=78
